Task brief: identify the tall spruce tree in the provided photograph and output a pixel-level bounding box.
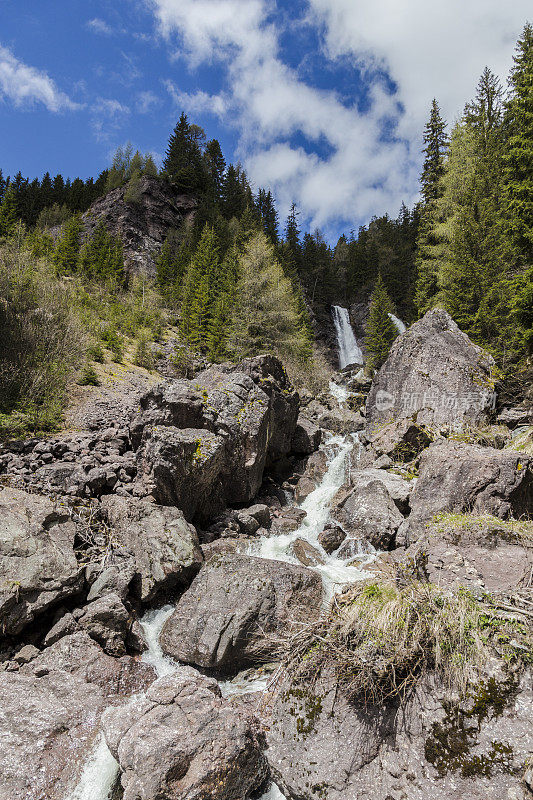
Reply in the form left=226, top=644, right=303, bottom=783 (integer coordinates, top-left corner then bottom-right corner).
left=0, top=185, right=19, bottom=238
left=53, top=214, right=82, bottom=274
left=365, top=274, right=398, bottom=369
left=163, top=113, right=207, bottom=195
left=180, top=225, right=220, bottom=350
left=502, top=23, right=533, bottom=258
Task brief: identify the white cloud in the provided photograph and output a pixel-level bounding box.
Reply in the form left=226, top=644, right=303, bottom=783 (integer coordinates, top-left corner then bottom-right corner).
left=145, top=0, right=529, bottom=233
left=164, top=80, right=229, bottom=117
left=91, top=98, right=130, bottom=142
left=86, top=18, right=113, bottom=35
left=0, top=44, right=80, bottom=112
left=136, top=89, right=161, bottom=113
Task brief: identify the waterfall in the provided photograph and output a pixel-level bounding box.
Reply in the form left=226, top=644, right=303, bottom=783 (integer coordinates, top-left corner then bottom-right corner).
left=331, top=305, right=363, bottom=369
left=388, top=312, right=406, bottom=334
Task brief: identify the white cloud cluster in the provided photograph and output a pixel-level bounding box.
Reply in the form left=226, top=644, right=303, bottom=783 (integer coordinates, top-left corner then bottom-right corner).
left=145, top=0, right=530, bottom=232
left=0, top=45, right=80, bottom=112
left=86, top=18, right=114, bottom=36
left=91, top=97, right=131, bottom=142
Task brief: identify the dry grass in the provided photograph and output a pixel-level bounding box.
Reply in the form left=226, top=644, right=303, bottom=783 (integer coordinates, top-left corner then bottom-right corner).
left=280, top=580, right=533, bottom=707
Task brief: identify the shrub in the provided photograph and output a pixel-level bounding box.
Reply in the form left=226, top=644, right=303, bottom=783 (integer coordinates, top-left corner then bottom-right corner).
left=133, top=334, right=154, bottom=370
left=87, top=342, right=105, bottom=363
left=78, top=364, right=100, bottom=386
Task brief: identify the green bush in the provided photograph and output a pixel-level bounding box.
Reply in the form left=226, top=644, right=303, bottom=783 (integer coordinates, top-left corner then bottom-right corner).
left=78, top=364, right=100, bottom=386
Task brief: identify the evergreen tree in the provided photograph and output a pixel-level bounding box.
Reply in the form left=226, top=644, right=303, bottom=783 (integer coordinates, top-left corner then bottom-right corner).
left=78, top=221, right=124, bottom=284
left=0, top=186, right=19, bottom=237
left=502, top=23, right=533, bottom=258
left=180, top=225, right=220, bottom=350
left=365, top=274, right=398, bottom=369
left=53, top=214, right=82, bottom=275
left=221, top=164, right=247, bottom=219
left=163, top=113, right=207, bottom=194
left=420, top=99, right=448, bottom=203
left=204, top=139, right=226, bottom=202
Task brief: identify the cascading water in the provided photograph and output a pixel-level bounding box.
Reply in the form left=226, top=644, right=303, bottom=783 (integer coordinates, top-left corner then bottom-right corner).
left=331, top=305, right=364, bottom=369
left=388, top=312, right=406, bottom=334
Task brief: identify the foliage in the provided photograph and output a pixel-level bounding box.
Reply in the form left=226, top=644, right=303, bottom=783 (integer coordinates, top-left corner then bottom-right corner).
left=282, top=579, right=532, bottom=707
left=365, top=274, right=398, bottom=369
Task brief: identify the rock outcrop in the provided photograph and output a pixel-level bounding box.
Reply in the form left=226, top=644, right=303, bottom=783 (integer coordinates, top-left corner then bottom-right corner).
left=160, top=554, right=322, bottom=674
left=366, top=309, right=496, bottom=455
left=407, top=440, right=533, bottom=539
left=82, top=176, right=197, bottom=276
left=0, top=489, right=83, bottom=636
left=262, top=670, right=533, bottom=800
left=331, top=480, right=403, bottom=549
left=102, top=668, right=268, bottom=800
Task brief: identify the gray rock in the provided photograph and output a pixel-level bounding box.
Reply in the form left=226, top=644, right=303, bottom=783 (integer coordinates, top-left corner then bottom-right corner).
left=366, top=309, right=496, bottom=455
left=349, top=467, right=413, bottom=514
left=101, top=496, right=203, bottom=603
left=332, top=480, right=404, bottom=549
left=234, top=510, right=261, bottom=536
left=43, top=611, right=79, bottom=647
left=13, top=644, right=40, bottom=665
left=0, top=489, right=82, bottom=636
left=318, top=408, right=365, bottom=434
left=318, top=524, right=347, bottom=554
left=262, top=670, right=533, bottom=800
left=0, top=632, right=154, bottom=800
left=77, top=593, right=130, bottom=656
left=160, top=554, right=322, bottom=673
left=102, top=668, right=268, bottom=800
left=408, top=440, right=533, bottom=539
left=246, top=503, right=271, bottom=528
left=294, top=450, right=328, bottom=503
left=291, top=416, right=322, bottom=454
left=134, top=355, right=299, bottom=522
left=291, top=538, right=326, bottom=567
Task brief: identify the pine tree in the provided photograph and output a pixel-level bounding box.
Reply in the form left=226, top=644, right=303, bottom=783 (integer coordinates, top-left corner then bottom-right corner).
left=0, top=186, right=19, bottom=237
left=163, top=113, right=207, bottom=194
left=78, top=221, right=124, bottom=284
left=180, top=225, right=220, bottom=350
left=365, top=274, right=398, bottom=369
left=221, top=164, right=247, bottom=219
left=502, top=23, right=533, bottom=258
left=53, top=214, right=82, bottom=274
left=420, top=99, right=448, bottom=203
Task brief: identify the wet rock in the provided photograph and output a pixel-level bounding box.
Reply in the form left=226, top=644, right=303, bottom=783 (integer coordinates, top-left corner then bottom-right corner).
left=102, top=668, right=268, bottom=800
left=407, top=440, right=533, bottom=540
left=271, top=507, right=307, bottom=534
left=0, top=631, right=154, bottom=800
left=366, top=309, right=496, bottom=455
left=234, top=510, right=261, bottom=536
left=246, top=503, right=271, bottom=528
left=160, top=554, right=322, bottom=674
left=291, top=416, right=322, bottom=455
left=318, top=524, right=347, bottom=554
left=262, top=670, right=533, bottom=800
left=0, top=489, right=82, bottom=637
left=101, top=496, right=203, bottom=603
left=332, top=480, right=404, bottom=550
left=294, top=450, right=328, bottom=503
left=291, top=538, right=326, bottom=567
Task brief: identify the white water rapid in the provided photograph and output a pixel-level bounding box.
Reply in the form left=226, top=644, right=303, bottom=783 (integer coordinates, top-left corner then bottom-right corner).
left=332, top=305, right=364, bottom=369
left=388, top=312, right=407, bottom=334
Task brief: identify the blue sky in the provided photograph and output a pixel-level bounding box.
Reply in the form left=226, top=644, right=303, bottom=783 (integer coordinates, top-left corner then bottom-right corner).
left=0, top=0, right=529, bottom=240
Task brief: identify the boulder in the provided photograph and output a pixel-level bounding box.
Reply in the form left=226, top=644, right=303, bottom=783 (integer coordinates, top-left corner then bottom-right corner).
left=294, top=450, right=328, bottom=503
left=160, top=554, right=322, bottom=674
left=331, top=481, right=404, bottom=549
left=407, top=515, right=533, bottom=594
left=291, top=416, right=322, bottom=455
left=318, top=408, right=365, bottom=435
left=366, top=309, right=496, bottom=455
left=0, top=489, right=83, bottom=636
left=318, top=524, right=347, bottom=554
left=101, top=496, right=203, bottom=602
left=262, top=670, right=533, bottom=800
left=291, top=538, right=326, bottom=567
left=348, top=467, right=413, bottom=514
left=0, top=631, right=154, bottom=800
left=408, top=441, right=533, bottom=539
left=133, top=355, right=299, bottom=521
left=102, top=668, right=268, bottom=800
left=77, top=593, right=130, bottom=656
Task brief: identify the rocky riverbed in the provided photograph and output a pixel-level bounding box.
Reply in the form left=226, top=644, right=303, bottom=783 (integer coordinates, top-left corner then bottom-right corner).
left=0, top=309, right=532, bottom=800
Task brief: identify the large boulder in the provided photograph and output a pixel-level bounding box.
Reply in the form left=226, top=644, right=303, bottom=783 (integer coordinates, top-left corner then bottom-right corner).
left=407, top=441, right=533, bottom=540
left=331, top=480, right=404, bottom=550
left=0, top=489, right=83, bottom=636
left=133, top=355, right=299, bottom=521
left=160, top=554, right=322, bottom=674
left=407, top=515, right=533, bottom=594
left=0, top=631, right=154, bottom=800
left=366, top=309, right=496, bottom=455
left=262, top=670, right=533, bottom=800
left=102, top=668, right=268, bottom=800
left=101, top=495, right=203, bottom=602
